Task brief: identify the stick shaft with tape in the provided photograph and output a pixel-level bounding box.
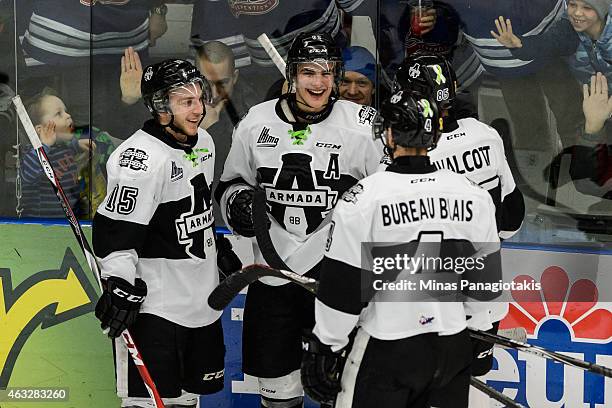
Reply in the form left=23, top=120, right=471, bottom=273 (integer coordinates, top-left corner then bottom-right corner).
left=258, top=33, right=286, bottom=78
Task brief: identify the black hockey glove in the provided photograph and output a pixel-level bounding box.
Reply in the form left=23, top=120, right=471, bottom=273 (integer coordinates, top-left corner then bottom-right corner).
left=227, top=189, right=270, bottom=237
left=216, top=234, right=242, bottom=281
left=300, top=331, right=348, bottom=405
left=95, top=276, right=147, bottom=338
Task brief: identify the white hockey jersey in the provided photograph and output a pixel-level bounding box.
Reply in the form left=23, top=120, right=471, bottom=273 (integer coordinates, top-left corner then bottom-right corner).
left=93, top=120, right=221, bottom=328
left=313, top=156, right=502, bottom=351
left=217, top=98, right=382, bottom=276
left=429, top=117, right=525, bottom=240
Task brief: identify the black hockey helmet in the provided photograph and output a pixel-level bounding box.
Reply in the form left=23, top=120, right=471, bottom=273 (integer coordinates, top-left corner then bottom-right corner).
left=141, top=59, right=212, bottom=115
left=373, top=90, right=442, bottom=149
left=286, top=32, right=344, bottom=90
left=393, top=53, right=456, bottom=111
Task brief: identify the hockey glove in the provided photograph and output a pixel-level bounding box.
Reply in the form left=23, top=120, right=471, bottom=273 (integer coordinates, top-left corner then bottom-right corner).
left=300, top=331, right=348, bottom=405
left=216, top=234, right=242, bottom=281
left=95, top=277, right=147, bottom=338
left=227, top=189, right=270, bottom=237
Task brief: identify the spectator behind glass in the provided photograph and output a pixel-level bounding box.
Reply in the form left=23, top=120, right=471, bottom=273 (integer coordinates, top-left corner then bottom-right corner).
left=340, top=46, right=376, bottom=106
left=447, top=0, right=584, bottom=153
left=19, top=91, right=95, bottom=218
left=18, top=1, right=168, bottom=138
left=492, top=0, right=612, bottom=203
left=493, top=0, right=612, bottom=94
left=195, top=40, right=258, bottom=223
left=189, top=0, right=375, bottom=102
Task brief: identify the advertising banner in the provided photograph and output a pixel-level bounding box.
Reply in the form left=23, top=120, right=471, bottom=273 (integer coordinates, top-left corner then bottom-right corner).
left=0, top=224, right=610, bottom=407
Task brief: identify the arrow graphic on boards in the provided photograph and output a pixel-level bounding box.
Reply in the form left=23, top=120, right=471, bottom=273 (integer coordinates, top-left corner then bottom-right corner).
left=0, top=247, right=98, bottom=388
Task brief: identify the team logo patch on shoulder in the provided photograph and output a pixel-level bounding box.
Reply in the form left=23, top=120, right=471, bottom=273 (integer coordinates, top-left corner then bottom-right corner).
left=342, top=183, right=364, bottom=204
left=119, top=148, right=149, bottom=171
left=358, top=106, right=377, bottom=126
left=170, top=161, right=183, bottom=181
left=257, top=127, right=279, bottom=148
left=380, top=154, right=392, bottom=165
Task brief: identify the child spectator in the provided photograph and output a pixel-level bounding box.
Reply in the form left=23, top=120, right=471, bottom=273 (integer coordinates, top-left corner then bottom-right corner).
left=19, top=90, right=114, bottom=218
left=492, top=0, right=612, bottom=94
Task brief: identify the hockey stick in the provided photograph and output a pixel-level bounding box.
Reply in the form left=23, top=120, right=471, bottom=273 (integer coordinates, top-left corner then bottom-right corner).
left=12, top=95, right=166, bottom=408
left=470, top=329, right=612, bottom=378
left=208, top=264, right=317, bottom=310
left=208, top=265, right=525, bottom=408
left=208, top=264, right=612, bottom=379
left=252, top=189, right=292, bottom=271
left=257, top=33, right=286, bottom=78
left=470, top=378, right=525, bottom=408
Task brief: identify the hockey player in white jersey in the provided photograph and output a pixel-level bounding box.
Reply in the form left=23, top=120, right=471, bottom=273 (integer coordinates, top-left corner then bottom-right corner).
left=394, top=53, right=525, bottom=240
left=93, top=60, right=231, bottom=407
left=301, top=91, right=502, bottom=408
left=216, top=32, right=381, bottom=408
left=394, top=53, right=522, bottom=403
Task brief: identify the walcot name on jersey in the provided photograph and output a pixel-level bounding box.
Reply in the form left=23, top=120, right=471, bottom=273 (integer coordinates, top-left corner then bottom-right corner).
left=432, top=145, right=491, bottom=174
left=266, top=187, right=334, bottom=207
left=119, top=148, right=149, bottom=171
left=381, top=197, right=473, bottom=226
left=257, top=126, right=279, bottom=147
left=358, top=105, right=377, bottom=125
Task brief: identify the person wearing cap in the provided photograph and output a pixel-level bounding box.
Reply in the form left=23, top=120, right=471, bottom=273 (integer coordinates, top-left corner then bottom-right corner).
left=339, top=46, right=377, bottom=106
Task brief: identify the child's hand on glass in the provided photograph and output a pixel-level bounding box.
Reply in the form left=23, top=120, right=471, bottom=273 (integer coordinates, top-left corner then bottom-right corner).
left=37, top=120, right=57, bottom=146
left=583, top=73, right=612, bottom=134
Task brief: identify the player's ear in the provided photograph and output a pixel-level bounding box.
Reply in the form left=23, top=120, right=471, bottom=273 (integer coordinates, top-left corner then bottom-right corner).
left=34, top=124, right=43, bottom=136
left=233, top=69, right=239, bottom=85
left=157, top=112, right=171, bottom=127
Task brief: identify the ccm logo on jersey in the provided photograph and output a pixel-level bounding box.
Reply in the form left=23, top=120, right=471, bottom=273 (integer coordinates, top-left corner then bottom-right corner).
left=257, top=127, right=279, bottom=148
left=446, top=132, right=465, bottom=140
left=315, top=142, right=342, bottom=150
left=119, top=148, right=149, bottom=171
left=202, top=369, right=224, bottom=381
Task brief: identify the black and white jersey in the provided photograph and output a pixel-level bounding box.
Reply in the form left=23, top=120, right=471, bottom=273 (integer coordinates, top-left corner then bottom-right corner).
left=93, top=120, right=220, bottom=328
left=217, top=99, right=381, bottom=276
left=313, top=156, right=501, bottom=351
left=429, top=118, right=525, bottom=240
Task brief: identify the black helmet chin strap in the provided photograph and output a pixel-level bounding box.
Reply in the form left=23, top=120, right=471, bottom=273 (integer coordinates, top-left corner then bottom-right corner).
left=157, top=112, right=202, bottom=148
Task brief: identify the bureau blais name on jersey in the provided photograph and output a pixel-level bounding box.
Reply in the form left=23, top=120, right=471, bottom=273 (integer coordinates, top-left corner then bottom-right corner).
left=93, top=124, right=221, bottom=328
left=314, top=167, right=501, bottom=348
left=381, top=196, right=474, bottom=225
left=218, top=100, right=381, bottom=276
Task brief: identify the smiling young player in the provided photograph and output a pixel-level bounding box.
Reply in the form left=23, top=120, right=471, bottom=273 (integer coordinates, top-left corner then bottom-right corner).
left=216, top=32, right=382, bottom=408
